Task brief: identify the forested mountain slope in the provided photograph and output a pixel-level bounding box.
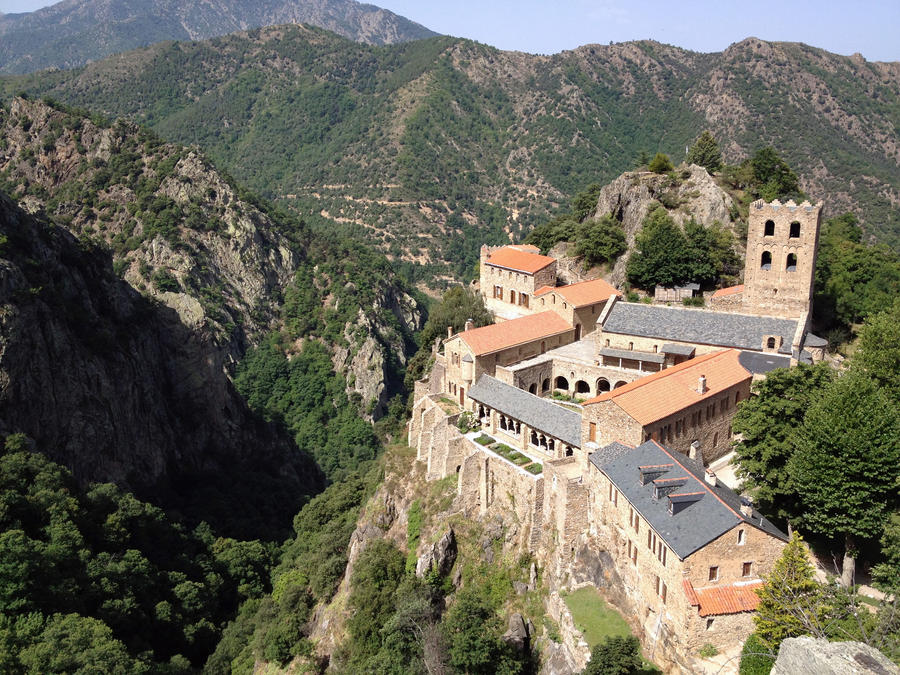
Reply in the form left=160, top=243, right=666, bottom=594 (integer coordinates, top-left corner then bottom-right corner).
left=0, top=0, right=436, bottom=74
left=4, top=27, right=898, bottom=284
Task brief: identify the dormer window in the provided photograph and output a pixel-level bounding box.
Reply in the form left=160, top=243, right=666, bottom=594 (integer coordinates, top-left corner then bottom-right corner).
left=767, top=337, right=776, bottom=349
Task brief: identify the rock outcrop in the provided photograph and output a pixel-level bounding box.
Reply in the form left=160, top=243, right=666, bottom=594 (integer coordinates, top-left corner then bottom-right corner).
left=0, top=192, right=323, bottom=538
left=772, top=637, right=899, bottom=675
left=414, top=528, right=457, bottom=578
left=591, top=164, right=738, bottom=285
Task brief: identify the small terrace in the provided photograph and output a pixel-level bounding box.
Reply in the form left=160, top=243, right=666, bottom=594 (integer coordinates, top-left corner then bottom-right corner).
left=463, top=429, right=544, bottom=476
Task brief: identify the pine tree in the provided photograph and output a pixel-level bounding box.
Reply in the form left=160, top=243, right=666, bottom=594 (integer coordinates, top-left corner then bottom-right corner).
left=687, top=131, right=722, bottom=173
left=648, top=152, right=673, bottom=173
left=753, top=533, right=820, bottom=652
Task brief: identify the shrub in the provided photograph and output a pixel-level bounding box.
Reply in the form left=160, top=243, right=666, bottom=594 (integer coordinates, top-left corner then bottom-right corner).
left=524, top=463, right=543, bottom=475
left=474, top=434, right=493, bottom=446
left=648, top=153, right=673, bottom=173
left=739, top=633, right=775, bottom=675
left=699, top=643, right=719, bottom=658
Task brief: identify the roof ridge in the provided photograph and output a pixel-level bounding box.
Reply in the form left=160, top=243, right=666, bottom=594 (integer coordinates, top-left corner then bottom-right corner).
left=584, top=349, right=732, bottom=405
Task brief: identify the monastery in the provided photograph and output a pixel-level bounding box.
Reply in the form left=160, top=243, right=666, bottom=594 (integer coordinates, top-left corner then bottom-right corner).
left=410, top=199, right=827, bottom=669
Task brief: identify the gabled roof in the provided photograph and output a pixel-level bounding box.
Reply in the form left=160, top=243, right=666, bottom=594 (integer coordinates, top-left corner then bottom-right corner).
left=455, top=311, right=573, bottom=356
left=583, top=349, right=750, bottom=425
left=601, top=302, right=799, bottom=355
left=485, top=246, right=556, bottom=274
left=590, top=440, right=787, bottom=560
left=535, top=278, right=621, bottom=307
left=468, top=375, right=582, bottom=448
left=684, top=579, right=763, bottom=616
left=711, top=284, right=744, bottom=298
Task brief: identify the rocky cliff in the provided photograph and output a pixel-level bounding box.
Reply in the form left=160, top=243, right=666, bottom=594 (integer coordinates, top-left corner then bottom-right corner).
left=0, top=190, right=323, bottom=538
left=0, top=98, right=425, bottom=414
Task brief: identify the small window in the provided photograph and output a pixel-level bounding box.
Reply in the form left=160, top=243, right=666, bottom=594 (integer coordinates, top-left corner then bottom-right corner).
left=737, top=529, right=745, bottom=545
left=706, top=618, right=715, bottom=630
left=786, top=253, right=797, bottom=271
left=628, top=342, right=634, bottom=350
left=790, top=221, right=801, bottom=238
left=761, top=250, right=772, bottom=270
left=589, top=422, right=597, bottom=443
left=767, top=337, right=776, bottom=349
left=742, top=562, right=753, bottom=577
left=764, top=220, right=775, bottom=236
left=708, top=566, right=719, bottom=582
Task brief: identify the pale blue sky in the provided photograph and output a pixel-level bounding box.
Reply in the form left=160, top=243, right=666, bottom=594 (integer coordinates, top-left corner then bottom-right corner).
left=1, top=0, right=897, bottom=61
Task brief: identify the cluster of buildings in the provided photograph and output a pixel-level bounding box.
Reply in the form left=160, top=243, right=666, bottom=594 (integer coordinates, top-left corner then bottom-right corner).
left=410, top=199, right=827, bottom=667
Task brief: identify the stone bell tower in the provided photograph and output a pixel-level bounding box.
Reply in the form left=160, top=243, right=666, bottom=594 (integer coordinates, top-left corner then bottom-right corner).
left=742, top=199, right=822, bottom=320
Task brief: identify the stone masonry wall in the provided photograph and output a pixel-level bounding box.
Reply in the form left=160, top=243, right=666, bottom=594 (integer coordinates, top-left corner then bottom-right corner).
left=481, top=260, right=557, bottom=318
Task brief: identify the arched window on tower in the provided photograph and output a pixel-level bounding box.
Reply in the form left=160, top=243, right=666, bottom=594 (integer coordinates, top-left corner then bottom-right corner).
left=786, top=253, right=797, bottom=271
left=789, top=222, right=801, bottom=238
left=761, top=251, right=772, bottom=270
left=764, top=220, right=775, bottom=236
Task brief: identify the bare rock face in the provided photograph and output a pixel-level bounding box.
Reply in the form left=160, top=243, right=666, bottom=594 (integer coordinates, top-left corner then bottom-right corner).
left=772, top=637, right=898, bottom=675
left=591, top=164, right=737, bottom=285
left=502, top=613, right=531, bottom=654
left=415, top=528, right=457, bottom=578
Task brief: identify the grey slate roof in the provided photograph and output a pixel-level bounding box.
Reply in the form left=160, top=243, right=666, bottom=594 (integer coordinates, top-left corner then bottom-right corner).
left=661, top=343, right=696, bottom=356
left=590, top=440, right=787, bottom=559
left=804, top=333, right=827, bottom=348
left=602, top=302, right=798, bottom=355
left=600, top=347, right=665, bottom=363
left=738, top=350, right=792, bottom=375
left=469, top=375, right=582, bottom=448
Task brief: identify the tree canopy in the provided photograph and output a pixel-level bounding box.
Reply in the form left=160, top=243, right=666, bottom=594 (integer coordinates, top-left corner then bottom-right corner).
left=648, top=152, right=674, bottom=174
left=574, top=215, right=627, bottom=267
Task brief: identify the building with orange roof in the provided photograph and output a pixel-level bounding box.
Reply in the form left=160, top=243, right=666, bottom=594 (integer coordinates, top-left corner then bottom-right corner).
left=532, top=278, right=621, bottom=339
left=441, top=311, right=575, bottom=408
left=479, top=244, right=558, bottom=320
left=581, top=350, right=751, bottom=463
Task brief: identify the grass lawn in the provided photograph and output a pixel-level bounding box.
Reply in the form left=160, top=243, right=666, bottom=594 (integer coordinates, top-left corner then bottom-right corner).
left=563, top=587, right=661, bottom=672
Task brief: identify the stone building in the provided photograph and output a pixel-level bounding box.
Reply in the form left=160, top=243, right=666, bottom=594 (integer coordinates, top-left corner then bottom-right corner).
left=442, top=311, right=575, bottom=406
left=581, top=349, right=752, bottom=464
left=479, top=244, right=557, bottom=320
left=534, top=277, right=621, bottom=339
left=582, top=440, right=787, bottom=656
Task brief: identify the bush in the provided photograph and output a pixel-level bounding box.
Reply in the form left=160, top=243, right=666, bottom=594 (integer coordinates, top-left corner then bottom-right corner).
left=648, top=153, right=673, bottom=173
left=683, top=296, right=705, bottom=307
left=584, top=635, right=642, bottom=674
left=474, top=434, right=494, bottom=446
left=524, top=463, right=543, bottom=475
left=739, top=633, right=775, bottom=675
left=699, top=643, right=719, bottom=658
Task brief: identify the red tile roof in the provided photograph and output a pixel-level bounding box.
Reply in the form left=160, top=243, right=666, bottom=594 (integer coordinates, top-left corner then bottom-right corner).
left=457, top=311, right=574, bottom=356
left=583, top=349, right=751, bottom=425
left=684, top=579, right=763, bottom=616
left=711, top=284, right=744, bottom=298
left=535, top=278, right=621, bottom=307
left=485, top=246, right=556, bottom=274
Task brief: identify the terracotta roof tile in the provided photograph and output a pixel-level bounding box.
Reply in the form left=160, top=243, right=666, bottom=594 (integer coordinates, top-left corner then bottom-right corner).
left=583, top=349, right=751, bottom=425
left=711, top=284, right=744, bottom=298
left=535, top=278, right=621, bottom=307
left=457, top=311, right=574, bottom=356
left=684, top=579, right=763, bottom=616
left=485, top=246, right=556, bottom=274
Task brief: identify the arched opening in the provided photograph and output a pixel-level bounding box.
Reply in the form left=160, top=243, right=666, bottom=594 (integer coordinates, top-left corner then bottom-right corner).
left=786, top=253, right=797, bottom=271
left=528, top=383, right=537, bottom=395
left=764, top=220, right=775, bottom=236
left=760, top=251, right=772, bottom=270
left=789, top=221, right=801, bottom=238
left=456, top=465, right=461, bottom=473
left=555, top=376, right=569, bottom=391
left=713, top=432, right=719, bottom=448
left=565, top=447, right=574, bottom=457
left=541, top=378, right=550, bottom=393
left=575, top=380, right=590, bottom=394
left=614, top=381, right=627, bottom=389
left=548, top=438, right=555, bottom=453
left=767, top=337, right=776, bottom=349
left=510, top=290, right=516, bottom=304
left=540, top=340, right=546, bottom=354
left=530, top=430, right=539, bottom=446
left=597, top=378, right=611, bottom=393
left=575, top=324, right=582, bottom=340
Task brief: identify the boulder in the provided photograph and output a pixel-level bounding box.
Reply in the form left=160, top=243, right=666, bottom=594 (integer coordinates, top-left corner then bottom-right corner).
left=502, top=613, right=530, bottom=654
left=415, top=528, right=457, bottom=578
left=772, top=637, right=898, bottom=675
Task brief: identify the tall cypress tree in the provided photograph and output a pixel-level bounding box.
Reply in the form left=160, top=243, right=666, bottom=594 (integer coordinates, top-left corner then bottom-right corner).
left=686, top=131, right=722, bottom=173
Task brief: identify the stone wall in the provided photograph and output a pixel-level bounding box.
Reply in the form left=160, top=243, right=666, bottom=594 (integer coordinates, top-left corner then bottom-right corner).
left=543, top=458, right=590, bottom=554
left=480, top=258, right=557, bottom=319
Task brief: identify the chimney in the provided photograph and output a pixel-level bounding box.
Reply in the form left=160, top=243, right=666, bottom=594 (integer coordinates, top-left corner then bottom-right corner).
left=689, top=441, right=700, bottom=461
left=704, top=470, right=717, bottom=487
left=697, top=374, right=707, bottom=395
left=465, top=318, right=474, bottom=332
left=447, top=326, right=453, bottom=338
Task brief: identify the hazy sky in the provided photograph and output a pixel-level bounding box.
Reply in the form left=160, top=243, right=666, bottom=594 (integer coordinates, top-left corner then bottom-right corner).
left=1, top=0, right=897, bottom=62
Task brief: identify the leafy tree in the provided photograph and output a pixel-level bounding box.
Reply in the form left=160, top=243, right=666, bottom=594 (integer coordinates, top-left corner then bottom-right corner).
left=441, top=585, right=523, bottom=675
left=626, top=204, right=691, bottom=289
left=575, top=215, right=626, bottom=267
left=732, top=363, right=835, bottom=524
left=853, top=298, right=900, bottom=401
left=738, top=633, right=775, bottom=675
left=872, top=512, right=900, bottom=591
left=750, top=148, right=801, bottom=201
left=753, top=533, right=820, bottom=653
left=524, top=216, right=577, bottom=253
left=583, top=635, right=642, bottom=674
left=648, top=152, right=673, bottom=174
left=687, top=131, right=722, bottom=173
left=346, top=539, right=406, bottom=663
left=789, top=370, right=900, bottom=585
